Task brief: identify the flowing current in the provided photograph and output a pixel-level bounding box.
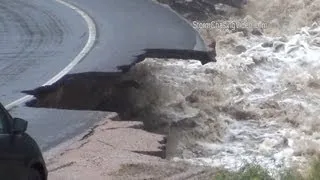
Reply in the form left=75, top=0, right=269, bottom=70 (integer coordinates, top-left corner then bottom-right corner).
left=174, top=23, right=320, bottom=173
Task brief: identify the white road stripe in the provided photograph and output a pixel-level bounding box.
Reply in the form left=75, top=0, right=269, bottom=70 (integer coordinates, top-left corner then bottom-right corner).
left=5, top=0, right=97, bottom=110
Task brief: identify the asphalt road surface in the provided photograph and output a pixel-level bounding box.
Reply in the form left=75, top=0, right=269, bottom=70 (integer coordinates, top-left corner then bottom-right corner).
left=1, top=0, right=206, bottom=151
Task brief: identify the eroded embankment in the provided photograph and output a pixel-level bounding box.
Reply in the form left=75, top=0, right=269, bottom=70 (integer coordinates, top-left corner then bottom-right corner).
left=22, top=72, right=139, bottom=119
left=23, top=48, right=216, bottom=120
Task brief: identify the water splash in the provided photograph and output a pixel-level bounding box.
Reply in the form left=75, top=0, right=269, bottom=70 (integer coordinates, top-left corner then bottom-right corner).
left=176, top=23, right=320, bottom=174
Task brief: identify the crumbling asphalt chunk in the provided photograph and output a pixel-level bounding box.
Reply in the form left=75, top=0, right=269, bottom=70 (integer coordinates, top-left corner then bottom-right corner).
left=118, top=48, right=216, bottom=73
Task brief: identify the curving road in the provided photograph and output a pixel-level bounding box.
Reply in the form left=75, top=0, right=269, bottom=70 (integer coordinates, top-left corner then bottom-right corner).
left=1, top=0, right=206, bottom=150
left=0, top=0, right=88, bottom=105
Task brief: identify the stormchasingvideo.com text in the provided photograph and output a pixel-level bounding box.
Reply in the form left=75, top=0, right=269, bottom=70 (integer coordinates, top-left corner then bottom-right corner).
left=192, top=20, right=268, bottom=31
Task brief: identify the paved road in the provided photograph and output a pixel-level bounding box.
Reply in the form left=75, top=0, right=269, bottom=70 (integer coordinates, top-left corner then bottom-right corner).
left=0, top=0, right=88, bottom=105
left=66, top=0, right=206, bottom=73
left=1, top=0, right=206, bottom=150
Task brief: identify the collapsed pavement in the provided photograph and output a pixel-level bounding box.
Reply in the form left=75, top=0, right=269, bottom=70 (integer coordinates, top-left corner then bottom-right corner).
left=21, top=45, right=218, bottom=160
left=23, top=58, right=226, bottom=160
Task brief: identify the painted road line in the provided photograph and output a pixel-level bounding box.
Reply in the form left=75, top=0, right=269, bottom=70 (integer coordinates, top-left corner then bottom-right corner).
left=5, top=0, right=97, bottom=110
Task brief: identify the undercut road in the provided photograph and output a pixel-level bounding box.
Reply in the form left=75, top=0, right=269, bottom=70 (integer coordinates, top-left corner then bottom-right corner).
left=1, top=0, right=206, bottom=151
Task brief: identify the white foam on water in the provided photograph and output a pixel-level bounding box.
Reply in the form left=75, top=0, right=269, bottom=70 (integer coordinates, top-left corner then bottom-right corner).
left=179, top=23, right=320, bottom=175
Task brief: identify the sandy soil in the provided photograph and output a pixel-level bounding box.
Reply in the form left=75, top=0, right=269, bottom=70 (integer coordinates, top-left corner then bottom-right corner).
left=46, top=114, right=165, bottom=180
left=46, top=114, right=214, bottom=180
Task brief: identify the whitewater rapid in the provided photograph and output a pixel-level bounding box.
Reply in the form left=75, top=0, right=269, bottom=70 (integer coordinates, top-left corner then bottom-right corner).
left=175, top=23, right=320, bottom=174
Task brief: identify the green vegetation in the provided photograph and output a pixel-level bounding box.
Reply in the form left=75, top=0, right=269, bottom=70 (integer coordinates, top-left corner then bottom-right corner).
left=306, top=158, right=320, bottom=180
left=212, top=158, right=320, bottom=180
left=213, top=164, right=273, bottom=180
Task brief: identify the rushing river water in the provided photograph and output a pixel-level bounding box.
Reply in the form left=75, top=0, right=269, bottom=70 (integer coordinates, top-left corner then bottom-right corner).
left=174, top=23, right=320, bottom=174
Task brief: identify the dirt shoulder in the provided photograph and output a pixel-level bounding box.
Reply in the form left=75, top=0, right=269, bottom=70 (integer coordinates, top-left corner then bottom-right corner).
left=46, top=115, right=214, bottom=180
left=47, top=115, right=163, bottom=180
